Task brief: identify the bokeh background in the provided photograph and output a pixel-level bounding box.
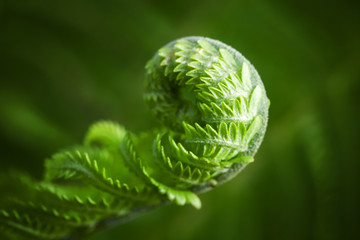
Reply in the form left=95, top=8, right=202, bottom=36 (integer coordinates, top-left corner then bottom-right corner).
left=1, top=0, right=359, bottom=239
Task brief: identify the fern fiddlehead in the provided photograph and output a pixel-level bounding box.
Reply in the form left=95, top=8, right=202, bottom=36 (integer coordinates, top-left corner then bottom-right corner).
left=0, top=36, right=269, bottom=240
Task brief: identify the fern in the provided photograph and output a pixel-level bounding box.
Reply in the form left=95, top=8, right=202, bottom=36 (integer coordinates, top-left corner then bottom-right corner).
left=0, top=36, right=269, bottom=240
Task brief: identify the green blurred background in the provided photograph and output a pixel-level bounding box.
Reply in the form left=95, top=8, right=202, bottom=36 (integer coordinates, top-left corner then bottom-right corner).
left=1, top=0, right=359, bottom=239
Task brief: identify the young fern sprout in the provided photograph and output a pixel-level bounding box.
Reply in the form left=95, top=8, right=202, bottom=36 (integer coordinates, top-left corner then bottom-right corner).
left=0, top=36, right=269, bottom=240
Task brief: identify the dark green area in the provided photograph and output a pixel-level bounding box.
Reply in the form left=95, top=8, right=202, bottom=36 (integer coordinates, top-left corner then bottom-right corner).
left=1, top=0, right=359, bottom=239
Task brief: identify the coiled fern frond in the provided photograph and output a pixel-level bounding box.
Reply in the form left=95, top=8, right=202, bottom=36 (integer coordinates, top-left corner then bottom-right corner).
left=0, top=37, right=269, bottom=240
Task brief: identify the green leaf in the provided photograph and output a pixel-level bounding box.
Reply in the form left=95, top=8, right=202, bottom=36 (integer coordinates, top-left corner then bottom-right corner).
left=241, top=62, right=252, bottom=90
left=1, top=36, right=269, bottom=240
left=147, top=174, right=202, bottom=209
left=197, top=39, right=218, bottom=55
left=244, top=116, right=262, bottom=146
left=220, top=48, right=238, bottom=70
left=221, top=155, right=254, bottom=166
left=249, top=85, right=263, bottom=117
left=84, top=121, right=126, bottom=149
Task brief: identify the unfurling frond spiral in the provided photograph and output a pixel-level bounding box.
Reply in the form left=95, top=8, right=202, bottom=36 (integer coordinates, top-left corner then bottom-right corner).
left=0, top=37, right=269, bottom=240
